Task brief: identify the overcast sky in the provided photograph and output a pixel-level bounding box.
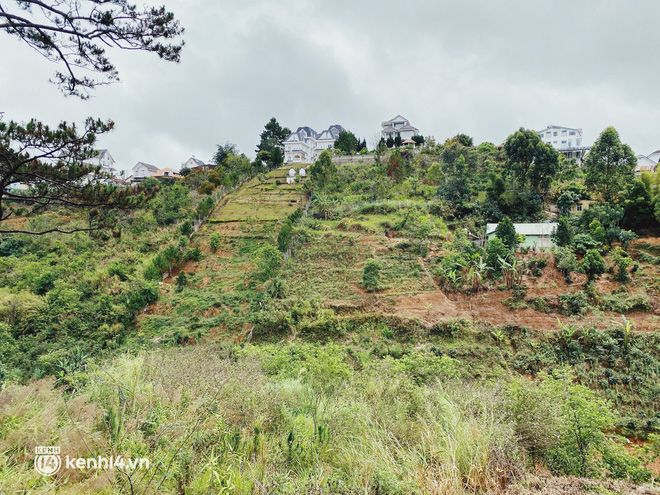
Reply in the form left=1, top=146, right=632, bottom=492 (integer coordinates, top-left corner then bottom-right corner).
left=1, top=0, right=659, bottom=175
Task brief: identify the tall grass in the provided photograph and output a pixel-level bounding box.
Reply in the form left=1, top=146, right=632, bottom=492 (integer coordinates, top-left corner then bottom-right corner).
left=0, top=343, right=652, bottom=494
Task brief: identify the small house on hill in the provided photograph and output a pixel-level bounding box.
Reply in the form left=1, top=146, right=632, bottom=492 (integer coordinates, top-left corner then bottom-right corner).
left=152, top=168, right=182, bottom=179
left=183, top=156, right=212, bottom=171
left=486, top=222, right=558, bottom=250
left=131, top=162, right=160, bottom=182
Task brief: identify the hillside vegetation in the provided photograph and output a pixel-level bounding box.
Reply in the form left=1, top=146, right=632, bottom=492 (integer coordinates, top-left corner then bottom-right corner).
left=2, top=132, right=660, bottom=493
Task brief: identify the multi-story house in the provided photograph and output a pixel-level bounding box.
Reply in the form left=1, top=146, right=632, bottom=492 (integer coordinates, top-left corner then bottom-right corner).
left=130, top=162, right=160, bottom=182
left=634, top=150, right=660, bottom=176
left=284, top=124, right=345, bottom=163
left=381, top=115, right=420, bottom=141
left=86, top=149, right=119, bottom=184
left=535, top=125, right=590, bottom=161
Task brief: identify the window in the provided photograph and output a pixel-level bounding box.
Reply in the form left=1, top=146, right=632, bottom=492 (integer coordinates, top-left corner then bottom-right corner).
left=576, top=204, right=583, bottom=212
left=569, top=131, right=576, bottom=136
left=561, top=130, right=567, bottom=136
left=562, top=140, right=567, bottom=145
left=546, top=132, right=551, bottom=137
left=553, top=131, right=558, bottom=136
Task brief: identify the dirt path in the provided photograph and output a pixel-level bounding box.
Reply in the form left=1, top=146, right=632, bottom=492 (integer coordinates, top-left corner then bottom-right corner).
left=418, top=257, right=442, bottom=291
left=390, top=288, right=660, bottom=332
left=210, top=196, right=231, bottom=218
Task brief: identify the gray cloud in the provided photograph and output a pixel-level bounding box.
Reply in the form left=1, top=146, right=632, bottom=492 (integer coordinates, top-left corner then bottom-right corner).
left=1, top=0, right=659, bottom=175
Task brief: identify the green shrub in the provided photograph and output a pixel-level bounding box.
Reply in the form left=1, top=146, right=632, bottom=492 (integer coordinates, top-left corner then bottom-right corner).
left=178, top=220, right=194, bottom=236
left=175, top=272, right=188, bottom=292
left=183, top=247, right=202, bottom=262
left=559, top=291, right=590, bottom=316
left=430, top=318, right=470, bottom=340
left=253, top=244, right=282, bottom=280
left=198, top=181, right=214, bottom=194
left=578, top=249, right=606, bottom=282
left=209, top=232, right=221, bottom=253
left=598, top=292, right=650, bottom=313
left=530, top=296, right=551, bottom=313
left=572, top=233, right=601, bottom=255
left=362, top=259, right=382, bottom=292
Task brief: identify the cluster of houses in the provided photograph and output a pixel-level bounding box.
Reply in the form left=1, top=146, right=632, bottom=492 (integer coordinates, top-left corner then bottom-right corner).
left=88, top=152, right=213, bottom=186
left=283, top=117, right=660, bottom=178
left=284, top=115, right=422, bottom=164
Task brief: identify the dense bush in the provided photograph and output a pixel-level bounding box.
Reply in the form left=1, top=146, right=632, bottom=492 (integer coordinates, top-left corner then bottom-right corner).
left=559, top=291, right=590, bottom=316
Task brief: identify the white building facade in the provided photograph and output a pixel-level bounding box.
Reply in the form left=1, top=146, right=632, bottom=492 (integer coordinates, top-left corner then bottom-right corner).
left=381, top=115, right=420, bottom=141
left=85, top=149, right=119, bottom=184
left=182, top=156, right=210, bottom=170
left=284, top=125, right=345, bottom=164
left=535, top=125, right=590, bottom=161
left=131, top=162, right=160, bottom=182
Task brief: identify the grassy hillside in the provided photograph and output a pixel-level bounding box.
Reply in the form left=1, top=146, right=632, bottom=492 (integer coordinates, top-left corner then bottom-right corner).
left=1, top=159, right=660, bottom=493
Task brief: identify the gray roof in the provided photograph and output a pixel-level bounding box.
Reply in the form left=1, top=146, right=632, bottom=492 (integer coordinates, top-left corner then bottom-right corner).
left=486, top=222, right=558, bottom=236
left=286, top=124, right=345, bottom=142
left=188, top=157, right=207, bottom=167
left=381, top=114, right=409, bottom=126
left=133, top=162, right=160, bottom=173
left=536, top=124, right=582, bottom=135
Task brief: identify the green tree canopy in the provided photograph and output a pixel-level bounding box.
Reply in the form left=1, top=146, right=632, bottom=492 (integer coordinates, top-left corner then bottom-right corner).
left=212, top=142, right=238, bottom=166
left=583, top=127, right=636, bottom=202
left=0, top=0, right=184, bottom=98
left=552, top=216, right=574, bottom=247
left=412, top=135, right=425, bottom=146
left=503, top=128, right=559, bottom=192
left=309, top=150, right=337, bottom=190
left=622, top=175, right=656, bottom=230
left=578, top=249, right=606, bottom=281
left=0, top=118, right=150, bottom=235
left=256, top=118, right=290, bottom=170
left=333, top=130, right=358, bottom=155
left=495, top=216, right=517, bottom=250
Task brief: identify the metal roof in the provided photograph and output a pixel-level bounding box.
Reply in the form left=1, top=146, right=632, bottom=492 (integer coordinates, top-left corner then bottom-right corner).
left=486, top=222, right=558, bottom=236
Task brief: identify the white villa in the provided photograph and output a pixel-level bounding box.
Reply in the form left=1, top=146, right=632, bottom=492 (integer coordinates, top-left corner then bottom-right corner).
left=284, top=125, right=345, bottom=164
left=131, top=162, right=160, bottom=182
left=85, top=149, right=119, bottom=184
left=381, top=115, right=420, bottom=141
left=88, top=149, right=117, bottom=176
left=536, top=125, right=590, bottom=161
left=182, top=156, right=211, bottom=170
left=634, top=150, right=660, bottom=176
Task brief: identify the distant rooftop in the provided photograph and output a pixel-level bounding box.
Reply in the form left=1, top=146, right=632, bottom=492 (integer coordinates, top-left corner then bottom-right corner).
left=486, top=222, right=558, bottom=236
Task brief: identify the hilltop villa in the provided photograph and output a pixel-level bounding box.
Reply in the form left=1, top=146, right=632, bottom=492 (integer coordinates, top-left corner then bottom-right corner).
left=284, top=125, right=345, bottom=164
left=86, top=149, right=118, bottom=183
left=535, top=125, right=590, bottom=161
left=131, top=162, right=160, bottom=182
left=381, top=115, right=420, bottom=141
left=182, top=156, right=212, bottom=170
left=635, top=150, right=660, bottom=176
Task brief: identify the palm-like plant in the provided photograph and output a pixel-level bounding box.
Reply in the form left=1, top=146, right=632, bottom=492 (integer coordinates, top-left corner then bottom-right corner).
left=498, top=256, right=525, bottom=289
